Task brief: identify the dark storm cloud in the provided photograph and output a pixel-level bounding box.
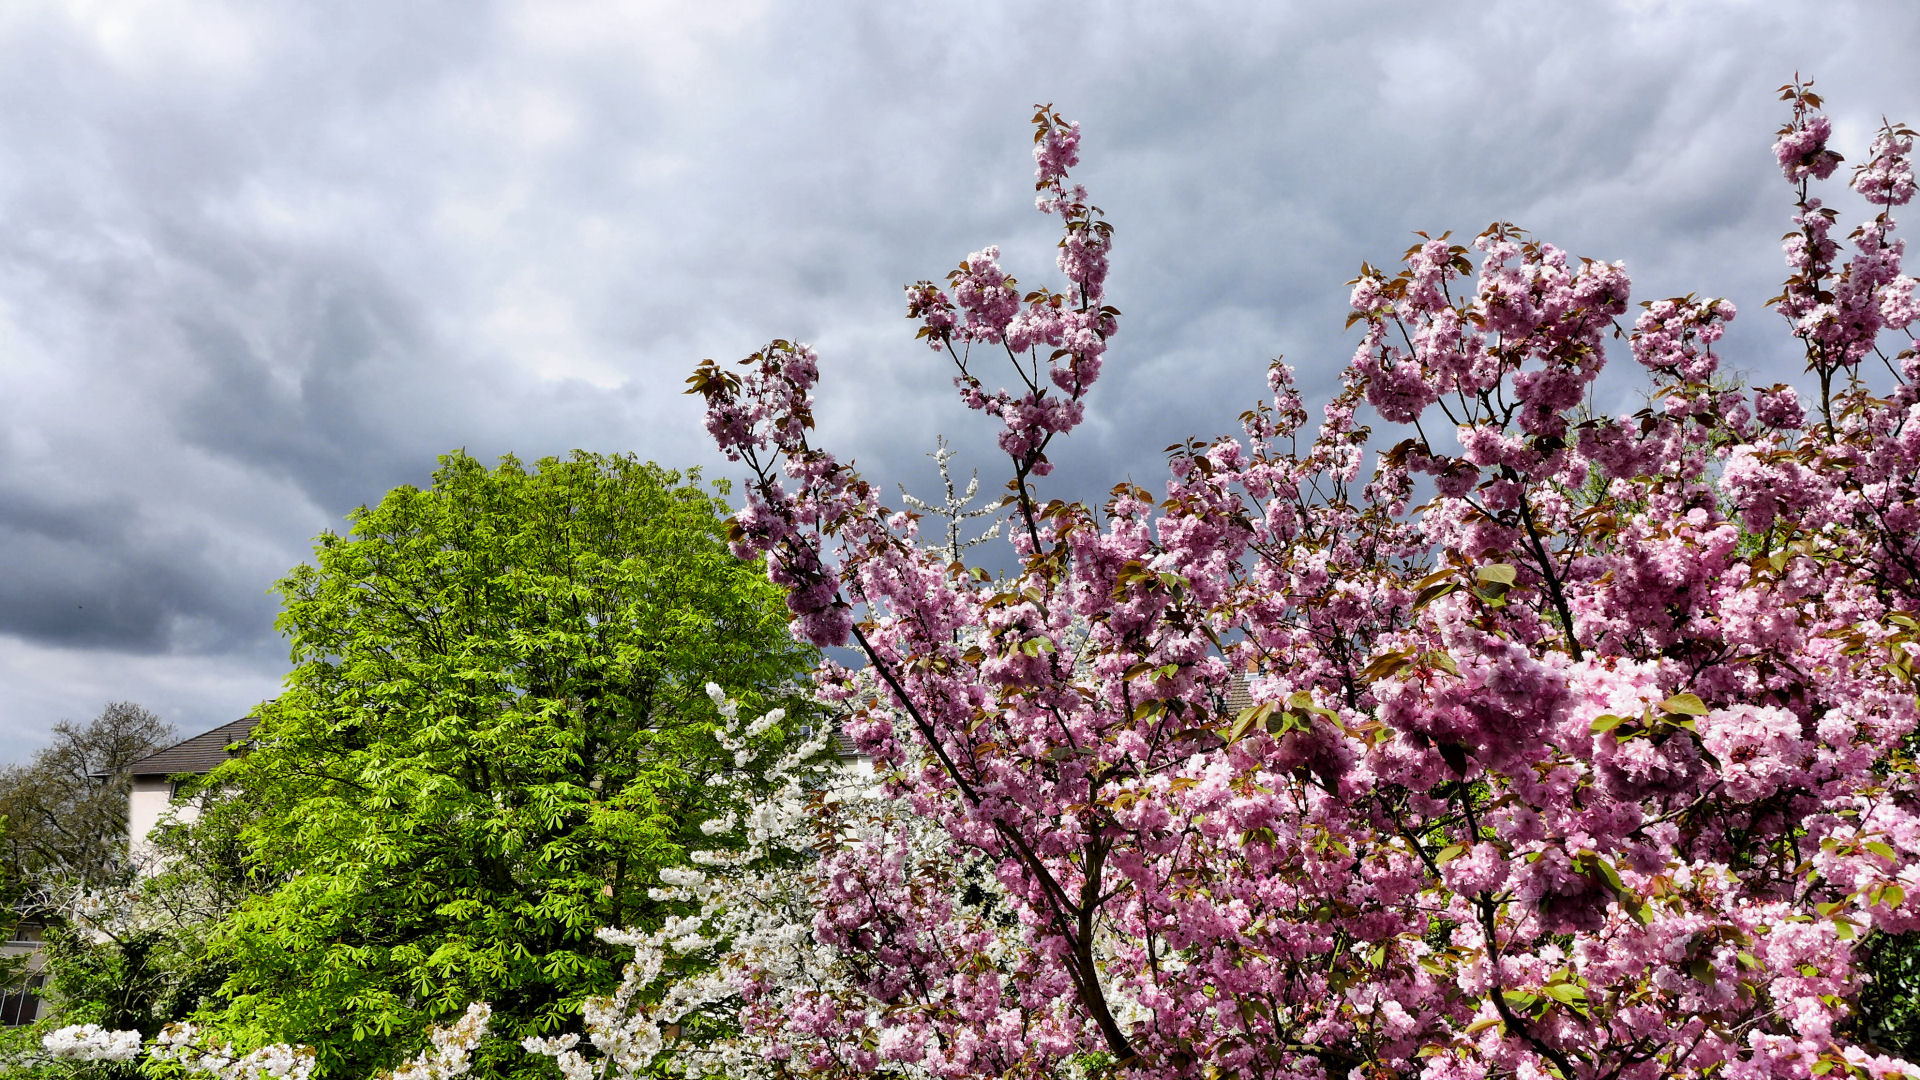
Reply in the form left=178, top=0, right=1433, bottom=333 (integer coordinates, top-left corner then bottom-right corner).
left=0, top=480, right=264, bottom=652
left=2, top=0, right=1917, bottom=760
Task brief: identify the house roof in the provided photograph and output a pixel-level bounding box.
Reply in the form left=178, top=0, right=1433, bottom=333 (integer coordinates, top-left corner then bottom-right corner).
left=121, top=717, right=257, bottom=778
left=831, top=725, right=858, bottom=758
left=1227, top=670, right=1253, bottom=713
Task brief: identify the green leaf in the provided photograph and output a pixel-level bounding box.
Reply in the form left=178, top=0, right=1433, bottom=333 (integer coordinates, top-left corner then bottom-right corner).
left=1475, top=563, right=1518, bottom=586
left=1587, top=856, right=1627, bottom=894
left=1540, top=982, right=1586, bottom=1006
left=1228, top=702, right=1275, bottom=742
left=1661, top=693, right=1709, bottom=716
left=1266, top=710, right=1308, bottom=735
left=1501, top=989, right=1539, bottom=1012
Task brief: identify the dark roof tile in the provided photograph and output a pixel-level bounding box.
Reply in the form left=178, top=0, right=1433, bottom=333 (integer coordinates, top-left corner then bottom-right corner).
left=1227, top=670, right=1253, bottom=713
left=831, top=724, right=859, bottom=759
left=122, top=717, right=257, bottom=777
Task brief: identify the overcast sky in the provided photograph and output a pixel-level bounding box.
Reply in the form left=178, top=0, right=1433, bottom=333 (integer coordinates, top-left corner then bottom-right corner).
left=1, top=0, right=1915, bottom=762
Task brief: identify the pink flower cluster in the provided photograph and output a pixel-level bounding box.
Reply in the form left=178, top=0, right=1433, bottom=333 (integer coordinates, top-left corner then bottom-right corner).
left=896, top=106, right=1117, bottom=476
left=692, top=90, right=1920, bottom=1080
left=1775, top=82, right=1917, bottom=397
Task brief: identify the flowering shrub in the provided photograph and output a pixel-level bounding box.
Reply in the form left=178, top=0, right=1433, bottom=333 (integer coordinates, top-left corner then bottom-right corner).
left=40, top=1004, right=489, bottom=1080
left=682, top=86, right=1920, bottom=1080
left=520, top=684, right=994, bottom=1080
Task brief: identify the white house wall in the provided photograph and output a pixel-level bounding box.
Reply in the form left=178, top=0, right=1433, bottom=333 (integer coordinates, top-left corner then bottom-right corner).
left=127, top=777, right=199, bottom=872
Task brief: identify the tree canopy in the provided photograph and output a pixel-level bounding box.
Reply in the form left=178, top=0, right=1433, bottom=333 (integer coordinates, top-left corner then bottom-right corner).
left=197, top=451, right=813, bottom=1078
left=668, top=93, right=1920, bottom=1078
left=0, top=702, right=173, bottom=921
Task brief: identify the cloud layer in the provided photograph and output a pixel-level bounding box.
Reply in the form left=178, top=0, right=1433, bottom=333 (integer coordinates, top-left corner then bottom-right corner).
left=3, top=0, right=1916, bottom=759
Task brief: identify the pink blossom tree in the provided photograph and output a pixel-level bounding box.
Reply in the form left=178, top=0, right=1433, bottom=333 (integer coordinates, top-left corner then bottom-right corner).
left=679, top=87, right=1920, bottom=1080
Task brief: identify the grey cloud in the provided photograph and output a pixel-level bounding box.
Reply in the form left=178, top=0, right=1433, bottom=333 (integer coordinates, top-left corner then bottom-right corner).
left=0, top=482, right=270, bottom=652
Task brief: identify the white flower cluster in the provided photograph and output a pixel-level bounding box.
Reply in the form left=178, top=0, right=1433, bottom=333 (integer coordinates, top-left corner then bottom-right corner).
left=148, top=1023, right=319, bottom=1080
left=523, top=929, right=671, bottom=1080
left=657, top=867, right=706, bottom=890
left=519, top=685, right=851, bottom=1078
left=899, top=436, right=1006, bottom=563
left=704, top=684, right=819, bottom=775
left=41, top=1024, right=143, bottom=1062
left=41, top=1004, right=490, bottom=1080
left=387, top=1003, right=491, bottom=1080
left=519, top=683, right=990, bottom=1080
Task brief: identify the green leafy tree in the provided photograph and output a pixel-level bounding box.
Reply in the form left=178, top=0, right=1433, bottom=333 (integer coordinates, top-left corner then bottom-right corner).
left=1860, top=930, right=1920, bottom=1057
left=0, top=702, right=174, bottom=917
left=198, top=451, right=813, bottom=1079
left=0, top=703, right=173, bottom=1078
